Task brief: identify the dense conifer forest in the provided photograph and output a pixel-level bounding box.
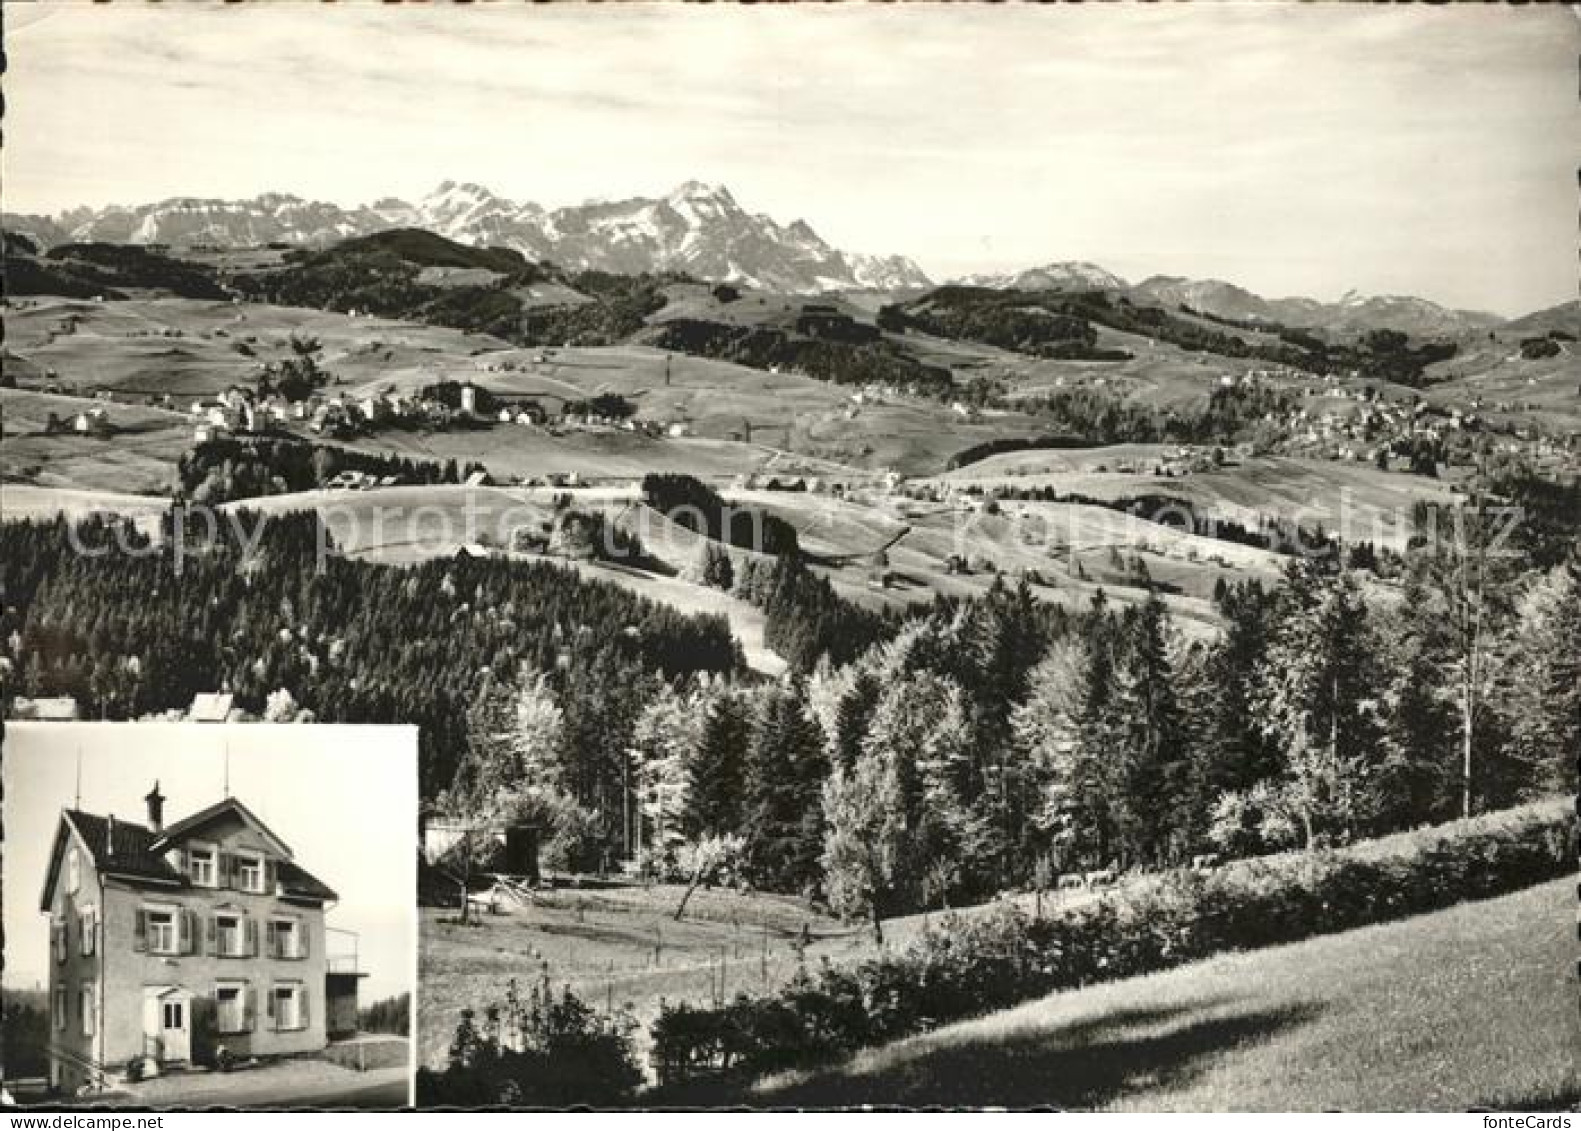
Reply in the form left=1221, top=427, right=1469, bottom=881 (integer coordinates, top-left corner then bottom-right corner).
left=6, top=507, right=1572, bottom=903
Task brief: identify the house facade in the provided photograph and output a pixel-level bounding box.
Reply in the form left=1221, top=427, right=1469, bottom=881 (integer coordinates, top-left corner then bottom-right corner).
left=40, top=785, right=343, bottom=1094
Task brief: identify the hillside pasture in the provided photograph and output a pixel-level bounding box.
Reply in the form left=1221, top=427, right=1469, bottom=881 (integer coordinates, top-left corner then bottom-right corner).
left=725, top=488, right=1267, bottom=629
left=0, top=484, right=172, bottom=531
left=221, top=484, right=558, bottom=559
left=934, top=450, right=1458, bottom=552
left=218, top=485, right=788, bottom=673
left=1, top=389, right=191, bottom=494
left=4, top=295, right=511, bottom=399
left=340, top=340, right=1048, bottom=477
left=418, top=877, right=1101, bottom=1075
left=418, top=886, right=856, bottom=1072
left=748, top=876, right=1580, bottom=1110
left=338, top=427, right=812, bottom=484
left=1423, top=337, right=1581, bottom=434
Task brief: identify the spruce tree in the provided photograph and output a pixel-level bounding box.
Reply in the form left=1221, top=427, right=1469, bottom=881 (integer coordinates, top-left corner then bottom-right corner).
left=685, top=690, right=749, bottom=837
left=1107, top=590, right=1192, bottom=868
left=741, top=680, right=828, bottom=892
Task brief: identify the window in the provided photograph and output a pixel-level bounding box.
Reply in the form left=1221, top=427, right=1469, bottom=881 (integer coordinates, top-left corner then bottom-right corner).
left=271, top=919, right=300, bottom=960
left=66, top=849, right=80, bottom=895
left=51, top=919, right=67, bottom=965
left=270, top=984, right=304, bottom=1032
left=78, top=906, right=97, bottom=957
left=79, top=984, right=96, bottom=1037
left=215, top=985, right=249, bottom=1035
left=215, top=914, right=244, bottom=958
left=237, top=855, right=265, bottom=894
left=162, top=1001, right=184, bottom=1031
left=146, top=909, right=177, bottom=955
left=52, top=986, right=66, bottom=1031
left=188, top=846, right=217, bottom=887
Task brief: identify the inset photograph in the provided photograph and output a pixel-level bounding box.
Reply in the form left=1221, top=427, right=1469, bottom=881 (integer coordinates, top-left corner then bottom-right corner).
left=2, top=723, right=417, bottom=1108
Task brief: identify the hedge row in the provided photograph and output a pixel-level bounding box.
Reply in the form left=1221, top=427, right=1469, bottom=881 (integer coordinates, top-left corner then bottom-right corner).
left=650, top=799, right=1576, bottom=1091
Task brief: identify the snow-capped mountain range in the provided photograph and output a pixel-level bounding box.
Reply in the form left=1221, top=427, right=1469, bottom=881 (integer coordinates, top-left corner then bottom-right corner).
left=4, top=185, right=1512, bottom=329
left=3, top=181, right=932, bottom=295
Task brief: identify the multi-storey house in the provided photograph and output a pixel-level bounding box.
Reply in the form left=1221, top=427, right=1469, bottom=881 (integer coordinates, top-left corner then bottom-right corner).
left=40, top=783, right=351, bottom=1094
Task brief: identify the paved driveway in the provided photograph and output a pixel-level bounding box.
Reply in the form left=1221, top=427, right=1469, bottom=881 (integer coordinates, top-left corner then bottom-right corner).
left=91, top=1060, right=410, bottom=1109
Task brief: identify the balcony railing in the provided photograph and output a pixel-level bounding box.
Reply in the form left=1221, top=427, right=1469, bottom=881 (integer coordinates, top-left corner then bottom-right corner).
left=325, top=926, right=363, bottom=975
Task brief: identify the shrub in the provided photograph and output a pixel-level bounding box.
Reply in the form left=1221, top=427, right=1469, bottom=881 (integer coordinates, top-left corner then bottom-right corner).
left=418, top=978, right=643, bottom=1106
left=648, top=799, right=1574, bottom=1094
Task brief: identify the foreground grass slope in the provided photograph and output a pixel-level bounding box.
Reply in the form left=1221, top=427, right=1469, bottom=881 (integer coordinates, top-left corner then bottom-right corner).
left=751, top=876, right=1579, bottom=1111
left=418, top=885, right=856, bottom=1070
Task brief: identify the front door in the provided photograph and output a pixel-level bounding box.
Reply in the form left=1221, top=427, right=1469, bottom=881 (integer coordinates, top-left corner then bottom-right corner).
left=160, top=999, right=190, bottom=1063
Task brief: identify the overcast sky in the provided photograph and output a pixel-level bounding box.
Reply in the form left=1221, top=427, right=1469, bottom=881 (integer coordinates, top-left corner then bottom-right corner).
left=3, top=724, right=416, bottom=1004
left=5, top=3, right=1577, bottom=314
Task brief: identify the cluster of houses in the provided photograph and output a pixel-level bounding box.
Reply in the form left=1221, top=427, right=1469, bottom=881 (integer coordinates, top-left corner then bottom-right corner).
left=179, top=376, right=701, bottom=446
left=42, top=406, right=114, bottom=438
left=187, top=384, right=481, bottom=443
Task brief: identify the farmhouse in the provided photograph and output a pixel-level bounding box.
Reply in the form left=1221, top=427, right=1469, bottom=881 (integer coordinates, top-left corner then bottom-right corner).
left=73, top=408, right=112, bottom=437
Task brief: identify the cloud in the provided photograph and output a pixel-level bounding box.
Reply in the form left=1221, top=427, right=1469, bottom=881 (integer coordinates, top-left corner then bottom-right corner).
left=5, top=3, right=1577, bottom=313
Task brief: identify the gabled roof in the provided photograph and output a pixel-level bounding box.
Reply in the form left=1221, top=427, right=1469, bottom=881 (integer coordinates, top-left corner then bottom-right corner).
left=152, top=797, right=292, bottom=859
left=41, top=811, right=183, bottom=910
left=40, top=799, right=338, bottom=910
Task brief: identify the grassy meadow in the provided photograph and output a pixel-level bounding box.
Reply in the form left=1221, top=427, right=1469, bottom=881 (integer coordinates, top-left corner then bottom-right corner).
left=746, top=875, right=1580, bottom=1110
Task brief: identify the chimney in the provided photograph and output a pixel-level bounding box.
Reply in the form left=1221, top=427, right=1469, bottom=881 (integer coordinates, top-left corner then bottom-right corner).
left=145, top=781, right=165, bottom=833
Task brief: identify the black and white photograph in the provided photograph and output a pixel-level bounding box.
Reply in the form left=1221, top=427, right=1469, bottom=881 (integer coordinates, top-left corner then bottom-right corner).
left=2, top=1, right=1578, bottom=1114
left=1, top=723, right=417, bottom=1107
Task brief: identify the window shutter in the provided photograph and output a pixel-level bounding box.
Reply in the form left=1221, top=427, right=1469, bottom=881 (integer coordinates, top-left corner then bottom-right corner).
left=181, top=909, right=197, bottom=955
left=218, top=852, right=231, bottom=889
left=264, top=859, right=277, bottom=894
left=246, top=916, right=258, bottom=958
left=298, top=920, right=309, bottom=960
left=243, top=986, right=255, bottom=1032
left=133, top=910, right=147, bottom=953
left=207, top=914, right=218, bottom=953
left=266, top=921, right=278, bottom=959
left=266, top=986, right=277, bottom=1029
left=300, top=989, right=310, bottom=1030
